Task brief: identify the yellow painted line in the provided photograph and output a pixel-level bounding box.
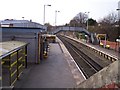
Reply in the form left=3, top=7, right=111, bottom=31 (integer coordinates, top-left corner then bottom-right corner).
left=18, top=64, right=23, bottom=69
left=11, top=78, right=17, bottom=86
left=11, top=69, right=17, bottom=77
left=18, top=57, right=23, bottom=61
left=11, top=61, right=17, bottom=67
left=11, top=52, right=17, bottom=57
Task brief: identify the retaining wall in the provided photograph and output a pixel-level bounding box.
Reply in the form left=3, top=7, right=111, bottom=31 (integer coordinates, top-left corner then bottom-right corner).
left=77, top=60, right=120, bottom=88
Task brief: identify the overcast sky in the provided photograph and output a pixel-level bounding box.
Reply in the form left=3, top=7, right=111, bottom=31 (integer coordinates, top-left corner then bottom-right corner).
left=0, top=0, right=119, bottom=25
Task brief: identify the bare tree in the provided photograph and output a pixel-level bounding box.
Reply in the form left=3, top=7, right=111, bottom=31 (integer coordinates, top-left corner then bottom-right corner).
left=99, top=12, right=117, bottom=26
left=69, top=19, right=78, bottom=27
left=70, top=12, right=88, bottom=27
left=97, top=12, right=118, bottom=41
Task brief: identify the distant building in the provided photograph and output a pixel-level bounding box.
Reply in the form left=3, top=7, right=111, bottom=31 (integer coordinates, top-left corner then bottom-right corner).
left=0, top=19, right=47, bottom=30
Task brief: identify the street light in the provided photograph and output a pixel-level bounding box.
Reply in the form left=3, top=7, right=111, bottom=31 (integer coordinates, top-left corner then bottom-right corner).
left=116, top=9, right=120, bottom=10
left=85, top=12, right=90, bottom=30
left=116, top=8, right=120, bottom=21
left=55, top=10, right=60, bottom=26
left=43, top=4, right=51, bottom=25
left=22, top=17, right=25, bottom=27
left=116, top=8, right=120, bottom=51
left=22, top=17, right=24, bottom=20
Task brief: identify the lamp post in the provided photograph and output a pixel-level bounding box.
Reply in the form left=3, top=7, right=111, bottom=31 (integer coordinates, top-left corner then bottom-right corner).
left=116, top=9, right=120, bottom=10
left=116, top=8, right=120, bottom=22
left=116, top=8, right=120, bottom=52
left=43, top=4, right=51, bottom=25
left=22, top=17, right=24, bottom=27
left=116, top=8, right=120, bottom=20
left=22, top=17, right=24, bottom=20
left=85, top=12, right=90, bottom=30
left=55, top=10, right=60, bottom=26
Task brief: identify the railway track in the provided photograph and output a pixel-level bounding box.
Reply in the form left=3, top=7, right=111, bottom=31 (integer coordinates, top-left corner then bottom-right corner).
left=58, top=35, right=104, bottom=79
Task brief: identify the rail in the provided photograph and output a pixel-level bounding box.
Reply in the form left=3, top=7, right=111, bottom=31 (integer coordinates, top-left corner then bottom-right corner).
left=64, top=35, right=119, bottom=62
left=58, top=35, right=103, bottom=78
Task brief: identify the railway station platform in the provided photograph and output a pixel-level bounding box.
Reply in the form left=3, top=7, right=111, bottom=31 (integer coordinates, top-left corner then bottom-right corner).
left=14, top=37, right=85, bottom=88
left=65, top=35, right=120, bottom=60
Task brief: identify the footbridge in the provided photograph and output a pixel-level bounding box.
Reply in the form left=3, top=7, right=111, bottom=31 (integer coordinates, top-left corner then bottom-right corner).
left=53, top=26, right=90, bottom=36
left=53, top=26, right=99, bottom=44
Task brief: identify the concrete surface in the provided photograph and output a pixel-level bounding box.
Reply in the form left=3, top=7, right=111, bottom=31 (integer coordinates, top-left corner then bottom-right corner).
left=56, top=37, right=86, bottom=85
left=77, top=60, right=120, bottom=88
left=14, top=43, right=76, bottom=88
